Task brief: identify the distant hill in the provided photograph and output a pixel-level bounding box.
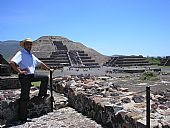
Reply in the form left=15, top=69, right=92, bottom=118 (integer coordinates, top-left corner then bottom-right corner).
left=0, top=40, right=20, bottom=60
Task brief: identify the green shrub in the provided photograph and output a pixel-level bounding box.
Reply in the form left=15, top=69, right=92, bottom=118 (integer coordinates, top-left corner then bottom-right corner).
left=31, top=81, right=41, bottom=87
left=140, top=71, right=159, bottom=81
left=146, top=57, right=161, bottom=65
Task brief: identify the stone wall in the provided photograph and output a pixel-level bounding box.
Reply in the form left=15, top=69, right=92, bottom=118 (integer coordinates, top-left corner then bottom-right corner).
left=160, top=56, right=170, bottom=66
left=53, top=75, right=170, bottom=128
left=105, top=56, right=151, bottom=67
left=0, top=88, right=51, bottom=125
left=0, top=76, right=20, bottom=90
left=0, top=54, right=11, bottom=76
left=0, top=76, right=68, bottom=126
left=1, top=72, right=170, bottom=127
left=0, top=96, right=51, bottom=124
left=55, top=83, right=145, bottom=128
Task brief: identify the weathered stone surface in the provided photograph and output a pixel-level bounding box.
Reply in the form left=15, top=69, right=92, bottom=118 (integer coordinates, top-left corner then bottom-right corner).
left=132, top=95, right=145, bottom=103
left=5, top=107, right=102, bottom=128
left=0, top=54, right=11, bottom=76
left=0, top=89, right=68, bottom=125
left=32, top=36, right=106, bottom=67
left=0, top=75, right=20, bottom=90
left=52, top=73, right=170, bottom=128
left=1, top=66, right=170, bottom=127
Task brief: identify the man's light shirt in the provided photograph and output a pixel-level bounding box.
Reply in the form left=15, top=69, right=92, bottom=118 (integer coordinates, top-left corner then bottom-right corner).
left=11, top=48, right=42, bottom=74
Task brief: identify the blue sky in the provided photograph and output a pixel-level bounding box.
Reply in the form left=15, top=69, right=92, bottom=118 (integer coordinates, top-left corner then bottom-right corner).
left=0, top=0, right=170, bottom=57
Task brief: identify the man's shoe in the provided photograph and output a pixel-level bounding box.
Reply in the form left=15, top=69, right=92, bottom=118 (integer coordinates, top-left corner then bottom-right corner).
left=19, top=118, right=32, bottom=123
left=38, top=94, right=50, bottom=98
left=18, top=119, right=27, bottom=124
left=42, top=94, right=50, bottom=99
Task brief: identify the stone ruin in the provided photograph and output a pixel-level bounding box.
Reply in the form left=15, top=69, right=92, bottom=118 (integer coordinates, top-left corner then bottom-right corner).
left=0, top=54, right=10, bottom=76
left=1, top=66, right=170, bottom=127
left=0, top=54, right=20, bottom=90
left=160, top=56, right=170, bottom=66
left=0, top=36, right=170, bottom=127
left=52, top=74, right=170, bottom=128
left=0, top=87, right=53, bottom=125
left=32, top=36, right=101, bottom=68
left=0, top=55, right=53, bottom=125
left=105, top=55, right=151, bottom=67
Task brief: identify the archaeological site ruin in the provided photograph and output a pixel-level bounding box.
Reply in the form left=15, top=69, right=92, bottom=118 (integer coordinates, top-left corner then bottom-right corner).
left=0, top=36, right=170, bottom=128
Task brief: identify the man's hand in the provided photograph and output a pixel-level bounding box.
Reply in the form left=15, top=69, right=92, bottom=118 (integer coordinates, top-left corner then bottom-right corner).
left=19, top=70, right=28, bottom=75
left=9, top=61, right=28, bottom=75
left=40, top=63, right=55, bottom=73
left=49, top=68, right=55, bottom=73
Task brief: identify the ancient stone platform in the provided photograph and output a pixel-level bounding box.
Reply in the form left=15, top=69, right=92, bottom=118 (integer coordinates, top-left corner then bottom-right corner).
left=48, top=66, right=170, bottom=128
left=6, top=107, right=102, bottom=128
left=105, top=55, right=151, bottom=67
left=33, top=36, right=101, bottom=68
left=1, top=66, right=170, bottom=128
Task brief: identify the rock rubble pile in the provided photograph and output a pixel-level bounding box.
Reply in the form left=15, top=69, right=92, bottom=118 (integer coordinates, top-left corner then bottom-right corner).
left=53, top=74, right=170, bottom=128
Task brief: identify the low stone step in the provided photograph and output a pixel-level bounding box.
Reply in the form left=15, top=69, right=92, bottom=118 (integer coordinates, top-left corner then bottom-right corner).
left=51, top=54, right=68, bottom=57
left=81, top=59, right=95, bottom=62
left=114, top=63, right=151, bottom=67
left=42, top=60, right=70, bottom=63
left=80, top=56, right=91, bottom=59
left=5, top=107, right=102, bottom=128
left=0, top=89, right=69, bottom=126
left=45, top=63, right=71, bottom=67
left=115, top=60, right=149, bottom=64
left=78, top=53, right=88, bottom=56
left=83, top=62, right=99, bottom=65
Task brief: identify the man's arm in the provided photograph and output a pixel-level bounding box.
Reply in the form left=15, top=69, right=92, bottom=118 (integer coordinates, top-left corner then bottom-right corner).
left=39, top=62, right=54, bottom=72
left=9, top=61, right=27, bottom=74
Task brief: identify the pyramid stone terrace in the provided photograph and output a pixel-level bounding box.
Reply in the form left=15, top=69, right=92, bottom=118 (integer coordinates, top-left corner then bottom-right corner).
left=160, top=56, right=170, bottom=66
left=0, top=54, right=11, bottom=76
left=32, top=36, right=100, bottom=68
left=105, top=55, right=151, bottom=67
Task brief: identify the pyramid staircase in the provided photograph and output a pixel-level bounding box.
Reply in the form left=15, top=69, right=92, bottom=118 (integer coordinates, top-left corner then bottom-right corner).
left=39, top=40, right=99, bottom=68
left=105, top=55, right=151, bottom=67
left=77, top=51, right=99, bottom=67
left=160, top=56, right=170, bottom=66
left=39, top=41, right=71, bottom=68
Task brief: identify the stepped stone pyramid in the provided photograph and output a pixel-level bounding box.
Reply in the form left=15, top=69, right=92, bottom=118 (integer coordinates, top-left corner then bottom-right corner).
left=105, top=55, right=151, bottom=67
left=0, top=54, right=11, bottom=76
left=160, top=56, right=170, bottom=66
left=32, top=36, right=109, bottom=68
